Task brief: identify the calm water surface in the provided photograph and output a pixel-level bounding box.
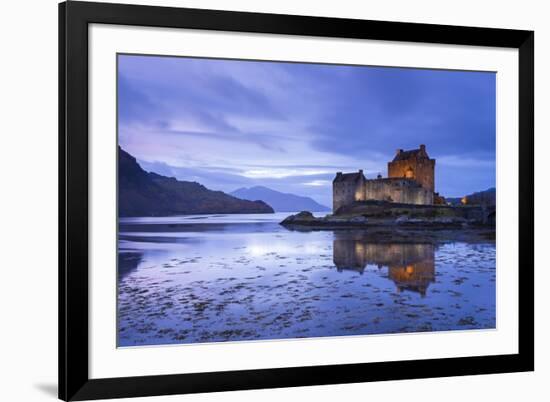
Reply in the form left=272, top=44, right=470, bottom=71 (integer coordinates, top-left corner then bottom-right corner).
left=117, top=213, right=496, bottom=346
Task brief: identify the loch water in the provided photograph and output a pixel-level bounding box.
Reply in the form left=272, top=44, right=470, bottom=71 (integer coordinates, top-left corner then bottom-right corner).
left=117, top=213, right=496, bottom=347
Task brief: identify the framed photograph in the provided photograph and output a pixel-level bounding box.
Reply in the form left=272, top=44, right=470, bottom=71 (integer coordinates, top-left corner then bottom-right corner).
left=59, top=1, right=534, bottom=400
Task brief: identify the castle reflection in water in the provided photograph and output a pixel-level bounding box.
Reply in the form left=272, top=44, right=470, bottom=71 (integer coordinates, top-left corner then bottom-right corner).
left=333, top=234, right=435, bottom=296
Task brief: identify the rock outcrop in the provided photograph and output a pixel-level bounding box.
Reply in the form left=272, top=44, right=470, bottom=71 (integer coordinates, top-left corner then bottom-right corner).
left=281, top=200, right=495, bottom=229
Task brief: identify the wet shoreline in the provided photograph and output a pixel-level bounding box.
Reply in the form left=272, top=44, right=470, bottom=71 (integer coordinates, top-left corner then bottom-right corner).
left=117, top=213, right=496, bottom=347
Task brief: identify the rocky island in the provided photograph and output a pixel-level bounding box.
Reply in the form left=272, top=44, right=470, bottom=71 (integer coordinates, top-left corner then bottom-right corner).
left=282, top=200, right=495, bottom=227
left=280, top=200, right=495, bottom=243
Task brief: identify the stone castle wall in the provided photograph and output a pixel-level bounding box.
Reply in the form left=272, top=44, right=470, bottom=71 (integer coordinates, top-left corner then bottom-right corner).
left=333, top=179, right=365, bottom=211
left=364, top=178, right=433, bottom=205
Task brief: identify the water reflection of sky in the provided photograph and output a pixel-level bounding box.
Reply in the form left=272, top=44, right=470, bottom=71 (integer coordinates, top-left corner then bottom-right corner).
left=119, top=212, right=323, bottom=225
left=117, top=214, right=496, bottom=347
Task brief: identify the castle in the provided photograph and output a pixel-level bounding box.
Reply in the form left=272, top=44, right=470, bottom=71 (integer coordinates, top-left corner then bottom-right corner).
left=333, top=145, right=437, bottom=211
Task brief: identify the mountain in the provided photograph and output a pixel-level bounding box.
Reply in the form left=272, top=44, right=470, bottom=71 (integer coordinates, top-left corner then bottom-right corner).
left=231, top=186, right=331, bottom=212
left=118, top=147, right=274, bottom=216
left=446, top=187, right=496, bottom=206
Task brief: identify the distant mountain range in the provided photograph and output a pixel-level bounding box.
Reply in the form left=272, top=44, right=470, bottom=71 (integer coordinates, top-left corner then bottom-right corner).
left=231, top=186, right=331, bottom=212
left=446, top=187, right=496, bottom=206
left=118, top=147, right=274, bottom=216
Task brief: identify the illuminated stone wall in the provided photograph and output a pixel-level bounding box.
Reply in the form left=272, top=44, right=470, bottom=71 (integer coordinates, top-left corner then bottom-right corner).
left=333, top=172, right=366, bottom=211
left=364, top=178, right=433, bottom=205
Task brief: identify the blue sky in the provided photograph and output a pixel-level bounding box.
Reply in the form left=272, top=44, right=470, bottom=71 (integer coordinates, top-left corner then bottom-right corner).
left=118, top=54, right=496, bottom=207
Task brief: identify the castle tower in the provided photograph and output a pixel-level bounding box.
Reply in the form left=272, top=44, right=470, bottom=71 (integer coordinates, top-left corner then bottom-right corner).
left=387, top=144, right=435, bottom=193
left=332, top=170, right=366, bottom=212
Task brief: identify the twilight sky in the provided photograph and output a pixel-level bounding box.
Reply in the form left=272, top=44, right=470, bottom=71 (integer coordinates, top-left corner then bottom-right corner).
left=118, top=54, right=496, bottom=208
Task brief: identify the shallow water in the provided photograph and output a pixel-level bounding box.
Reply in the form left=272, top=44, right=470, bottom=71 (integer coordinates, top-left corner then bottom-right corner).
left=117, top=213, right=496, bottom=347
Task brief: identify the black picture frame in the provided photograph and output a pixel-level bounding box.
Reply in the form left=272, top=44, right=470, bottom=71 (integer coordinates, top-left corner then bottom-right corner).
left=59, top=1, right=534, bottom=400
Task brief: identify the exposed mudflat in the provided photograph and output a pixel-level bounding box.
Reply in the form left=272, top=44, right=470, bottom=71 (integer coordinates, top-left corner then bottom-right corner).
left=117, top=213, right=495, bottom=347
